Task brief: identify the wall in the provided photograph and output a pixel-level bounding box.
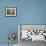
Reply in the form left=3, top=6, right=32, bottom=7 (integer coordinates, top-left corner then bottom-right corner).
left=0, top=0, right=46, bottom=44
left=20, top=0, right=46, bottom=24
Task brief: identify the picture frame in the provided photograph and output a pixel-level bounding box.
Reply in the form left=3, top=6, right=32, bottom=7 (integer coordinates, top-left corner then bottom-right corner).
left=5, top=7, right=16, bottom=16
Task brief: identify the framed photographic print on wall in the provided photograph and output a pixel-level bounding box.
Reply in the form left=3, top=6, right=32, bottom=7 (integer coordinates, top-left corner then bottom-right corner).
left=5, top=7, right=16, bottom=16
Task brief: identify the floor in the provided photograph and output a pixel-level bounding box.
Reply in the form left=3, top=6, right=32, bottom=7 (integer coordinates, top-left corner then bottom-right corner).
left=0, top=40, right=46, bottom=46
left=19, top=39, right=46, bottom=46
left=0, top=44, right=18, bottom=46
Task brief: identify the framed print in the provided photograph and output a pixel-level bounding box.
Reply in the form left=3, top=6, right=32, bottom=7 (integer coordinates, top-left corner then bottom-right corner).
left=5, top=7, right=16, bottom=16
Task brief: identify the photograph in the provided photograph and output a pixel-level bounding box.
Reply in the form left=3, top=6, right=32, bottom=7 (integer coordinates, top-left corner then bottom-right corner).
left=5, top=7, right=16, bottom=16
